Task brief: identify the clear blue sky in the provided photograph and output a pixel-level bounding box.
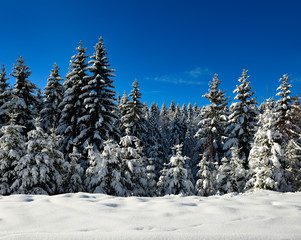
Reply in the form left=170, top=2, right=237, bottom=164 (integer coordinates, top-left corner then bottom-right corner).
left=1, top=0, right=301, bottom=107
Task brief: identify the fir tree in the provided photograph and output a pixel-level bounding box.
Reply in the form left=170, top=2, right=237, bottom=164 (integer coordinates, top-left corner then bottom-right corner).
left=63, top=146, right=84, bottom=193
left=119, top=131, right=147, bottom=196
left=157, top=163, right=169, bottom=196
left=224, top=69, right=258, bottom=166
left=58, top=41, right=90, bottom=162
left=11, top=119, right=65, bottom=195
left=85, top=140, right=127, bottom=196
left=41, top=63, right=64, bottom=133
left=164, top=144, right=194, bottom=196
left=81, top=37, right=119, bottom=153
left=246, top=99, right=287, bottom=191
left=120, top=79, right=148, bottom=146
left=0, top=65, right=11, bottom=127
left=9, top=56, right=40, bottom=134
left=0, top=114, right=26, bottom=195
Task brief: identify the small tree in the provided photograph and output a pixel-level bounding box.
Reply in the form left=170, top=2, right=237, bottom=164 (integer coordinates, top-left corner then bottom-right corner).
left=164, top=144, right=194, bottom=196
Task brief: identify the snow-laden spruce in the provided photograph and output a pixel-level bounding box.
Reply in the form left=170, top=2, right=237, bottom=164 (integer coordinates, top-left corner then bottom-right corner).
left=58, top=41, right=90, bottom=162
left=224, top=69, right=258, bottom=166
left=8, top=56, right=40, bottom=134
left=11, top=119, right=65, bottom=195
left=246, top=99, right=287, bottom=191
left=85, top=140, right=127, bottom=196
left=40, top=63, right=64, bottom=133
left=159, top=144, right=194, bottom=196
left=0, top=115, right=26, bottom=195
left=0, top=65, right=11, bottom=127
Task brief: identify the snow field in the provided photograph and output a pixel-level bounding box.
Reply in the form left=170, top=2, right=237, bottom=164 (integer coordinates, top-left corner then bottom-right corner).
left=0, top=190, right=300, bottom=240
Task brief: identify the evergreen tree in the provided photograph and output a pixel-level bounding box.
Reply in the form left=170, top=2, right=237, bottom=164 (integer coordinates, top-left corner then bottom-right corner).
left=58, top=41, right=90, bottom=162
left=169, top=104, right=186, bottom=148
left=0, top=65, right=11, bottom=127
left=224, top=69, right=258, bottom=166
left=0, top=114, right=26, bottom=195
left=63, top=146, right=84, bottom=193
left=159, top=102, right=170, bottom=161
left=246, top=99, right=287, bottom=191
left=195, top=74, right=229, bottom=165
left=120, top=79, right=148, bottom=146
left=9, top=56, right=40, bottom=134
left=85, top=140, right=127, bottom=196
left=41, top=63, right=64, bottom=133
left=119, top=131, right=147, bottom=196
left=163, top=144, right=194, bottom=196
left=81, top=37, right=119, bottom=153
left=195, top=148, right=217, bottom=196
left=11, top=119, right=64, bottom=195
left=216, top=146, right=246, bottom=194
left=157, top=163, right=169, bottom=196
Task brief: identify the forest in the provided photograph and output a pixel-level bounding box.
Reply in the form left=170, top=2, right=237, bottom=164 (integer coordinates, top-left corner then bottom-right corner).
left=0, top=37, right=300, bottom=197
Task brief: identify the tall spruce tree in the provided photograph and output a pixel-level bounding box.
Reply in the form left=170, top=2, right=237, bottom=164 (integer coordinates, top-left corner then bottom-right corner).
left=224, top=69, right=258, bottom=166
left=80, top=37, right=119, bottom=153
left=9, top=56, right=40, bottom=134
left=0, top=65, right=11, bottom=127
left=58, top=41, right=90, bottom=162
left=120, top=79, right=148, bottom=146
left=41, top=63, right=64, bottom=133
left=246, top=99, right=287, bottom=191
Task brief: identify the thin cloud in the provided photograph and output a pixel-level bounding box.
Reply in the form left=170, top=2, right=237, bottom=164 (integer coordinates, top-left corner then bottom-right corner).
left=151, top=67, right=211, bottom=85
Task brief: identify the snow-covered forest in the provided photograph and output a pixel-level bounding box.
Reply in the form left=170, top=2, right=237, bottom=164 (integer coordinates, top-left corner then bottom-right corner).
left=0, top=37, right=300, bottom=197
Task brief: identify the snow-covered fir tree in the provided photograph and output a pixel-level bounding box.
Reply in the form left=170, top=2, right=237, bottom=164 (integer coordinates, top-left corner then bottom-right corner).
left=216, top=146, right=246, bottom=194
left=156, top=163, right=169, bottom=196
left=246, top=99, right=287, bottom=191
left=195, top=149, right=217, bottom=196
left=147, top=102, right=164, bottom=177
left=11, top=119, right=65, bottom=195
left=9, top=56, right=40, bottom=134
left=85, top=140, right=128, bottom=196
left=80, top=37, right=119, bottom=153
left=58, top=41, right=90, bottom=162
left=169, top=104, right=186, bottom=149
left=224, top=69, right=258, bottom=166
left=195, top=74, right=229, bottom=165
left=0, top=65, right=11, bottom=127
left=0, top=114, right=26, bottom=195
left=119, top=130, right=147, bottom=196
left=163, top=144, right=194, bottom=196
left=120, top=79, right=148, bottom=146
left=63, top=146, right=84, bottom=193
left=40, top=63, right=64, bottom=133
left=159, top=102, right=170, bottom=161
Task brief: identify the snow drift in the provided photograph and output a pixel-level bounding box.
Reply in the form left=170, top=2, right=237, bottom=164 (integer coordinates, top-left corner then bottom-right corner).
left=0, top=190, right=300, bottom=240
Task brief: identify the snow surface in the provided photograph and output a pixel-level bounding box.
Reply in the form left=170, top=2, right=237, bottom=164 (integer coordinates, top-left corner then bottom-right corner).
left=0, top=190, right=300, bottom=240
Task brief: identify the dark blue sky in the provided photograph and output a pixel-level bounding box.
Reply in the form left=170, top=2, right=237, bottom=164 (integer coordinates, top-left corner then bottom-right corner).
left=1, top=0, right=301, bottom=107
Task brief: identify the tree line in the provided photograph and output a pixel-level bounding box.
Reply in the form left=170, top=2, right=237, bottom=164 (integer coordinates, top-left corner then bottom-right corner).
left=0, top=37, right=300, bottom=196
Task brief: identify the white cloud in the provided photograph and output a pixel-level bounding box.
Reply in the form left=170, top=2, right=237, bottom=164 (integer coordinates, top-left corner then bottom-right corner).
left=151, top=67, right=211, bottom=85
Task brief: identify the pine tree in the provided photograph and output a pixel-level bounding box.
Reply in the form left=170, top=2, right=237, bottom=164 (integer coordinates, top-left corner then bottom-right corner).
left=246, top=99, right=287, bottom=191
left=163, top=144, right=194, bottom=196
left=41, top=63, right=64, bottom=133
left=216, top=146, right=246, bottom=194
left=119, top=131, right=147, bottom=196
left=81, top=37, right=119, bottom=153
left=195, top=74, right=229, bottom=165
left=11, top=119, right=65, bottom=195
left=0, top=65, right=11, bottom=127
left=159, top=102, right=170, bottom=161
left=85, top=140, right=127, bottom=196
left=63, top=146, right=84, bottom=193
left=0, top=114, right=26, bottom=195
left=224, top=69, right=258, bottom=166
left=58, top=41, right=90, bottom=162
left=195, top=148, right=217, bottom=196
left=9, top=56, right=40, bottom=134
left=120, top=79, right=148, bottom=146
left=157, top=163, right=169, bottom=196
left=169, top=105, right=186, bottom=148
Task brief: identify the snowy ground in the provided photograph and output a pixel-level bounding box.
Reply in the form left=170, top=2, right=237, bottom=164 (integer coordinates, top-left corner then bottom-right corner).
left=0, top=190, right=300, bottom=240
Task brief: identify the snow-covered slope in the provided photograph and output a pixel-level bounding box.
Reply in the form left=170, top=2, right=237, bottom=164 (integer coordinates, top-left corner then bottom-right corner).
left=0, top=190, right=300, bottom=240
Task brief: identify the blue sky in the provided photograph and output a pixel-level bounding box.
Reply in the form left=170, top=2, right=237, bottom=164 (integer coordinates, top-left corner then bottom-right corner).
left=1, top=0, right=301, bottom=107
